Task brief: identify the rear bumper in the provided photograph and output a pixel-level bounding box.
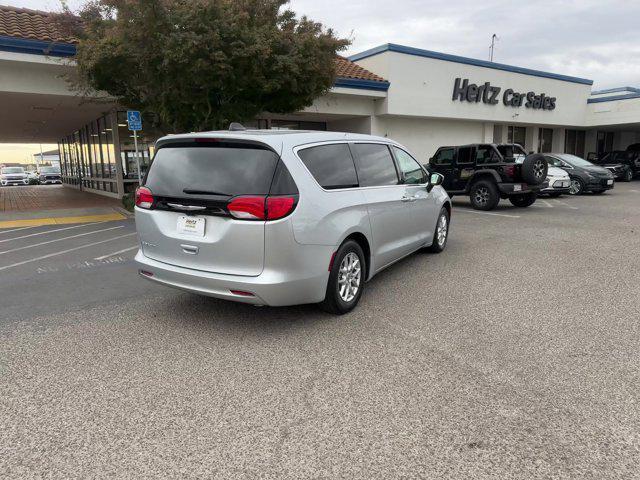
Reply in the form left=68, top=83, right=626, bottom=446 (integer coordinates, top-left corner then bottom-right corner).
left=498, top=181, right=548, bottom=195
left=134, top=247, right=332, bottom=307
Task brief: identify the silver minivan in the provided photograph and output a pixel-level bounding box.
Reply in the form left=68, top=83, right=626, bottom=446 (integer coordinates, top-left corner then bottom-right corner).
left=134, top=130, right=451, bottom=314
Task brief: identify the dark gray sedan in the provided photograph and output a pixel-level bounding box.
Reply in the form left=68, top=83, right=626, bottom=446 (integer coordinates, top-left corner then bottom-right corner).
left=544, top=154, right=614, bottom=195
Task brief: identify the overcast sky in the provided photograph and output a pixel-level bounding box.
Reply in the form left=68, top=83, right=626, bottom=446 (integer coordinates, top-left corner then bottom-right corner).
left=8, top=0, right=640, bottom=89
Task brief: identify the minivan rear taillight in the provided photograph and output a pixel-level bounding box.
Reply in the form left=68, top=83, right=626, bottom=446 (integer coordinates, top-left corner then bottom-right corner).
left=135, top=186, right=154, bottom=209
left=266, top=196, right=296, bottom=220
left=227, top=196, right=265, bottom=220
left=227, top=195, right=297, bottom=221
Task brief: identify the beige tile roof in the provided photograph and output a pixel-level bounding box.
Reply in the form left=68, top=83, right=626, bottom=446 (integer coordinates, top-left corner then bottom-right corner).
left=335, top=56, right=387, bottom=82
left=0, top=4, right=77, bottom=43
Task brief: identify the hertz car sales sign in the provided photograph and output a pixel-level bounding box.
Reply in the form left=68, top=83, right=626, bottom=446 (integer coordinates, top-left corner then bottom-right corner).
left=452, top=77, right=556, bottom=110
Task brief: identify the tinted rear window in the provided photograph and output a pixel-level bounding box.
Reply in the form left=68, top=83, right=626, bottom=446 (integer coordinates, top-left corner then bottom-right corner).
left=352, top=143, right=398, bottom=187
left=145, top=144, right=279, bottom=198
left=298, top=143, right=358, bottom=189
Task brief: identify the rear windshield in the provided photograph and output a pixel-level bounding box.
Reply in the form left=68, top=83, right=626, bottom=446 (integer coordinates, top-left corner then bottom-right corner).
left=145, top=143, right=279, bottom=198
left=497, top=145, right=527, bottom=162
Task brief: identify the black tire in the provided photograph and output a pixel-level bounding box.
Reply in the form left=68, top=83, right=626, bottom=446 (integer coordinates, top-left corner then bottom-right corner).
left=509, top=192, right=537, bottom=207
left=623, top=169, right=633, bottom=182
left=569, top=177, right=584, bottom=195
left=319, top=240, right=365, bottom=315
left=469, top=180, right=500, bottom=211
left=521, top=154, right=548, bottom=185
left=427, top=207, right=450, bottom=253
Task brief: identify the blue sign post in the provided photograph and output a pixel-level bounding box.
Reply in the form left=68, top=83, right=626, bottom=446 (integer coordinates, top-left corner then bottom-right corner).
left=126, top=111, right=143, bottom=184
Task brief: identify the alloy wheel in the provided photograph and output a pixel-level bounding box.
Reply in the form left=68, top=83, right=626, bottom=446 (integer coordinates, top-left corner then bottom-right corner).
left=533, top=160, right=546, bottom=179
left=474, top=187, right=489, bottom=206
left=436, top=214, right=448, bottom=247
left=337, top=252, right=361, bottom=302
left=570, top=179, right=581, bottom=195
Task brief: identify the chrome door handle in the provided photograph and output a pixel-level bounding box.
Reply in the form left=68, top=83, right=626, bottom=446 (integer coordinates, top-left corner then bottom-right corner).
left=401, top=195, right=417, bottom=202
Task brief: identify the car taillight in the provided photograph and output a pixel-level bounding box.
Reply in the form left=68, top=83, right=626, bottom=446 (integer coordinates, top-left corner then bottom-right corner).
left=504, top=165, right=516, bottom=177
left=227, top=195, right=297, bottom=221
left=266, top=196, right=296, bottom=220
left=227, top=196, right=266, bottom=220
left=135, top=186, right=154, bottom=209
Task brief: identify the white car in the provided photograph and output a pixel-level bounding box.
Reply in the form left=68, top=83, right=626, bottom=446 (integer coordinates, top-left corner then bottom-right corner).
left=541, top=165, right=571, bottom=197
left=1, top=167, right=28, bottom=186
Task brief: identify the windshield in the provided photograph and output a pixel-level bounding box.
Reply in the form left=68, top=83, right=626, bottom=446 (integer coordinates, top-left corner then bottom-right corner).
left=1, top=167, right=25, bottom=174
left=40, top=167, right=60, bottom=174
left=556, top=154, right=594, bottom=167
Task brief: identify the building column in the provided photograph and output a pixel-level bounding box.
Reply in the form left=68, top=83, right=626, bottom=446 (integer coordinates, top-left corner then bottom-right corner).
left=482, top=122, right=494, bottom=143
left=492, top=124, right=508, bottom=143
left=110, top=110, right=125, bottom=199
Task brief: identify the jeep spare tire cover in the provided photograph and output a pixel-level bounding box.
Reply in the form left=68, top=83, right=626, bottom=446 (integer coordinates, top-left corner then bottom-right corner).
left=521, top=154, right=548, bottom=185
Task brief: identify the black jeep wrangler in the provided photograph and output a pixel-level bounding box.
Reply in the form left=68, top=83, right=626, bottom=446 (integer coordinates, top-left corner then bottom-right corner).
left=427, top=143, right=548, bottom=210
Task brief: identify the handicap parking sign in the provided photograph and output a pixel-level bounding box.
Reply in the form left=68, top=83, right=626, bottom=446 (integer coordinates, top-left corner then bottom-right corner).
left=127, top=110, right=142, bottom=131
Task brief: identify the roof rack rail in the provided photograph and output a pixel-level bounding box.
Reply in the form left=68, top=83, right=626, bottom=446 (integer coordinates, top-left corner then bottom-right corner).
left=229, top=122, right=246, bottom=131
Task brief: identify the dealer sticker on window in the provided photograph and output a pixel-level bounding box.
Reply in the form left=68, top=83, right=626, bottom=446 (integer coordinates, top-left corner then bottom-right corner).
left=177, top=216, right=205, bottom=237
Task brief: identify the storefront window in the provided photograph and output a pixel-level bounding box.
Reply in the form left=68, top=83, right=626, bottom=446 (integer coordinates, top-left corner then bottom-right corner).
left=507, top=126, right=526, bottom=147
left=57, top=112, right=121, bottom=194
left=565, top=129, right=586, bottom=158
left=538, top=128, right=553, bottom=153
left=596, top=131, right=614, bottom=156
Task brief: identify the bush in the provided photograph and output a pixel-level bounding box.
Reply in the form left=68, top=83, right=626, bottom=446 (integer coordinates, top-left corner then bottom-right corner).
left=122, top=193, right=135, bottom=212
left=28, top=178, right=40, bottom=185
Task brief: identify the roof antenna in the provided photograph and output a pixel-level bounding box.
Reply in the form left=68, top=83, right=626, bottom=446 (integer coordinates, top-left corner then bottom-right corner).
left=229, top=122, right=246, bottom=131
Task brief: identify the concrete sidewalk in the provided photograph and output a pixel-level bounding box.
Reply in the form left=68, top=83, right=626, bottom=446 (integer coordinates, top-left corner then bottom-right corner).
left=0, top=185, right=130, bottom=228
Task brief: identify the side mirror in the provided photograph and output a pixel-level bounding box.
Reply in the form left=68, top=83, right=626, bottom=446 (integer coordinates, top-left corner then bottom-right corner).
left=427, top=172, right=444, bottom=193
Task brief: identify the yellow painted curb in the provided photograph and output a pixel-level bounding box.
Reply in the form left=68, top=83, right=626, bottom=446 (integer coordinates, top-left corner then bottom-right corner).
left=0, top=212, right=127, bottom=229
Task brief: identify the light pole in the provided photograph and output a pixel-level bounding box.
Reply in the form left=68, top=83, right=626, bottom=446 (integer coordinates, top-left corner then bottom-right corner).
left=490, top=34, right=499, bottom=62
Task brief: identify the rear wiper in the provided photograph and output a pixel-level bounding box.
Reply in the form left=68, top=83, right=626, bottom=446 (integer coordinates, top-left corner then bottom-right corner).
left=183, top=189, right=231, bottom=196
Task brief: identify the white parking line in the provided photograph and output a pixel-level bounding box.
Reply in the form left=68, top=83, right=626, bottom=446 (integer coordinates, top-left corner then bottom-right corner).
left=94, top=245, right=138, bottom=261
left=630, top=189, right=639, bottom=193
left=0, top=233, right=137, bottom=272
left=552, top=199, right=579, bottom=210
left=0, top=222, right=98, bottom=243
left=0, top=225, right=124, bottom=256
left=455, top=208, right=521, bottom=219
left=539, top=199, right=554, bottom=208
left=0, top=226, right=38, bottom=235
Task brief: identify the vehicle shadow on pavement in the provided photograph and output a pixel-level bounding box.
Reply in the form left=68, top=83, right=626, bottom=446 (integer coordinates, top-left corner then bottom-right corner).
left=151, top=291, right=335, bottom=333
left=145, top=238, right=459, bottom=335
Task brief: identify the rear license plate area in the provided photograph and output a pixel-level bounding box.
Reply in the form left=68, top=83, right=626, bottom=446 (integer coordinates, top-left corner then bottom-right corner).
left=177, top=216, right=205, bottom=237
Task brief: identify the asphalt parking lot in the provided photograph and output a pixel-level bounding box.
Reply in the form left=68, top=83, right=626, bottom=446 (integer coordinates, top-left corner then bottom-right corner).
left=1, top=184, right=639, bottom=479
